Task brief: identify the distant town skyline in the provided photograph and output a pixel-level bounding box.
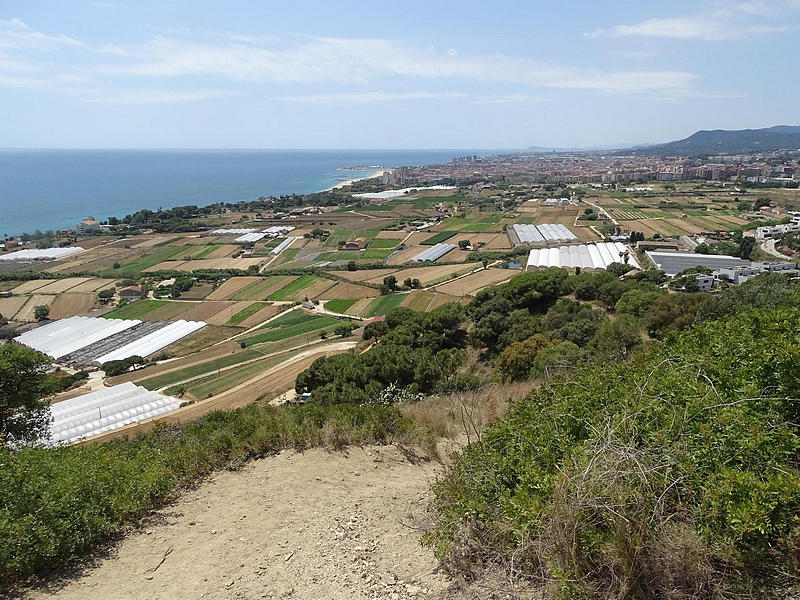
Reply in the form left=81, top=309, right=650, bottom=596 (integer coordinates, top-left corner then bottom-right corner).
left=1, top=0, right=799, bottom=149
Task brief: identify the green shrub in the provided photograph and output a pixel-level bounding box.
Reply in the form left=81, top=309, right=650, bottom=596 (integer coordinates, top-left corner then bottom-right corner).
left=427, top=306, right=800, bottom=598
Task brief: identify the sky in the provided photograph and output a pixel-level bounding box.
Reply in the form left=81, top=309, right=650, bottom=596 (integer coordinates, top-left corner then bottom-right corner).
left=1, top=0, right=798, bottom=149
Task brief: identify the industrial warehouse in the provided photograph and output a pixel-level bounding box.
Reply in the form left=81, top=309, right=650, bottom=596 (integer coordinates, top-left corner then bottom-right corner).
left=508, top=223, right=579, bottom=247
left=526, top=242, right=640, bottom=272
left=13, top=316, right=205, bottom=366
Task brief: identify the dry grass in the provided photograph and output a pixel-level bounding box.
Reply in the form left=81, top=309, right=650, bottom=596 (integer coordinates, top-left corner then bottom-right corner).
left=401, top=382, right=534, bottom=443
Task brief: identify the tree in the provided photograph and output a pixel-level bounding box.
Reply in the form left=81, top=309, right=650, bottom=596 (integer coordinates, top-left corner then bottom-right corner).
left=347, top=260, right=357, bottom=271
left=411, top=278, right=421, bottom=289
left=383, top=275, right=398, bottom=291
left=496, top=334, right=552, bottom=381
left=0, top=345, right=52, bottom=445
left=363, top=320, right=389, bottom=340
left=334, top=323, right=353, bottom=337
left=33, top=305, right=50, bottom=321
left=458, top=239, right=470, bottom=250
left=403, top=277, right=413, bottom=288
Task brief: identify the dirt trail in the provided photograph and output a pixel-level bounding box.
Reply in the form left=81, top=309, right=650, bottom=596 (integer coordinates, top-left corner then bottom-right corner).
left=22, top=446, right=451, bottom=600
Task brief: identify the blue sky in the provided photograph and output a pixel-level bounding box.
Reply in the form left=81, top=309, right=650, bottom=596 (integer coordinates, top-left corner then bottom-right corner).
left=1, top=0, right=798, bottom=149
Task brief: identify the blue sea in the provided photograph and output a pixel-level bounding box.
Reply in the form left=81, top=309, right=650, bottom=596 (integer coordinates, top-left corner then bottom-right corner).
left=0, top=149, right=480, bottom=237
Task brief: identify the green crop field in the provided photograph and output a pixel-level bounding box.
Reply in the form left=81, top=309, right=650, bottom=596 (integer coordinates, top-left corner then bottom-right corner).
left=368, top=238, right=399, bottom=249
left=233, top=276, right=290, bottom=301
left=439, top=213, right=502, bottom=232
left=226, top=302, right=269, bottom=325
left=117, top=246, right=189, bottom=272
left=364, top=294, right=407, bottom=317
left=240, top=314, right=338, bottom=346
left=421, top=231, right=457, bottom=245
left=324, top=299, right=356, bottom=313
left=102, top=299, right=169, bottom=319
left=193, top=244, right=221, bottom=259
left=268, top=275, right=322, bottom=301
left=315, top=251, right=363, bottom=262
left=363, top=248, right=393, bottom=259
left=174, top=350, right=298, bottom=398
left=138, top=349, right=264, bottom=390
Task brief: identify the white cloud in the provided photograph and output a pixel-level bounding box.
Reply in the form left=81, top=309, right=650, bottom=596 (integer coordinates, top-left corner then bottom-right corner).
left=0, top=18, right=85, bottom=49
left=92, top=35, right=697, bottom=95
left=271, top=91, right=466, bottom=104
left=80, top=88, right=239, bottom=104
left=588, top=2, right=793, bottom=40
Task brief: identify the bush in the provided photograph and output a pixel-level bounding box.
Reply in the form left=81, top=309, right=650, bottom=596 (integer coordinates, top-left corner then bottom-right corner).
left=0, top=402, right=419, bottom=588
left=426, top=307, right=800, bottom=597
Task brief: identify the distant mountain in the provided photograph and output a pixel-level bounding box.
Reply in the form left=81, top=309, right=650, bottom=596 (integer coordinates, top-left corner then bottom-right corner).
left=633, top=125, right=800, bottom=156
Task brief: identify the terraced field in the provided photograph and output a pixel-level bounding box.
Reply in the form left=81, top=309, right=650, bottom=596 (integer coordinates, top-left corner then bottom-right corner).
left=268, top=275, right=334, bottom=301
left=232, top=276, right=296, bottom=301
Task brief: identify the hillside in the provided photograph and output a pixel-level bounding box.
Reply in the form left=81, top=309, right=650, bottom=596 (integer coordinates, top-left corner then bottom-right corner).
left=633, top=125, right=800, bottom=156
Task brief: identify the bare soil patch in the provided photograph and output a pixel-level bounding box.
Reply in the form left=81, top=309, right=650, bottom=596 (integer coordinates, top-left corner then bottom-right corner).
left=318, top=282, right=377, bottom=300
left=206, top=277, right=263, bottom=301
left=19, top=446, right=449, bottom=600
left=48, top=294, right=97, bottom=320
left=434, top=268, right=516, bottom=296
left=15, top=295, right=56, bottom=322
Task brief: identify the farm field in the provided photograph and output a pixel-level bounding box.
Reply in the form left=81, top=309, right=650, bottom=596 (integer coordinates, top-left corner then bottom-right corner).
left=421, top=231, right=457, bottom=245
left=226, top=302, right=269, bottom=325
left=363, top=294, right=407, bottom=317
left=137, top=348, right=265, bottom=391
left=48, top=293, right=97, bottom=320
left=232, top=276, right=296, bottom=301
left=11, top=280, right=56, bottom=294
left=205, top=276, right=263, bottom=300
left=32, top=277, right=93, bottom=294
left=375, top=230, right=409, bottom=239
left=317, top=281, right=377, bottom=300
left=436, top=213, right=504, bottom=232
left=15, top=295, right=56, bottom=322
left=323, top=299, right=356, bottom=313
left=434, top=268, right=517, bottom=296
left=240, top=312, right=339, bottom=346
left=268, top=275, right=335, bottom=301
left=102, top=299, right=169, bottom=320
left=67, top=278, right=119, bottom=293
left=370, top=264, right=475, bottom=286
left=0, top=295, right=30, bottom=320
left=345, top=297, right=377, bottom=317
left=144, top=257, right=266, bottom=272
left=400, top=290, right=459, bottom=312
left=331, top=268, right=398, bottom=282
left=168, top=300, right=234, bottom=323
left=363, top=248, right=394, bottom=260
left=367, top=238, right=399, bottom=249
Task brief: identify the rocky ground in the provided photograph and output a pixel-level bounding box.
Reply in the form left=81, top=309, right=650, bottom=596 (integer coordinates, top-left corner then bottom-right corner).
left=21, top=446, right=458, bottom=600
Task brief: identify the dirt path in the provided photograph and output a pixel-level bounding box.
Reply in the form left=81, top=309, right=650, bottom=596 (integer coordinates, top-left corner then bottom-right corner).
left=22, top=446, right=450, bottom=600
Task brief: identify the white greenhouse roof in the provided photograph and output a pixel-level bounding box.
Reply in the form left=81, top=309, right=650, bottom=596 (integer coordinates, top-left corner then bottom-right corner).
left=47, top=382, right=180, bottom=445
left=235, top=232, right=267, bottom=243
left=527, top=242, right=640, bottom=271
left=0, top=247, right=85, bottom=261
left=14, top=316, right=206, bottom=365
left=211, top=228, right=258, bottom=235
left=410, top=242, right=456, bottom=262
left=14, top=316, right=142, bottom=360
left=510, top=224, right=578, bottom=245
left=271, top=237, right=295, bottom=254
left=263, top=226, right=296, bottom=235
left=95, top=319, right=206, bottom=364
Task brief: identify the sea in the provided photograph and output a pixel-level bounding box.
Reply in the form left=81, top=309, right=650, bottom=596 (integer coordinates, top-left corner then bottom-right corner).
left=0, top=149, right=481, bottom=237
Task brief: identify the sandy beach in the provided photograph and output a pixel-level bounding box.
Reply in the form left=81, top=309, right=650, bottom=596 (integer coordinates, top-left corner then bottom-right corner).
left=325, top=168, right=392, bottom=191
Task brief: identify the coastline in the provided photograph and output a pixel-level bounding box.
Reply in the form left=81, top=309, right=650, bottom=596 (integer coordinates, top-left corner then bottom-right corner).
left=323, top=168, right=391, bottom=192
